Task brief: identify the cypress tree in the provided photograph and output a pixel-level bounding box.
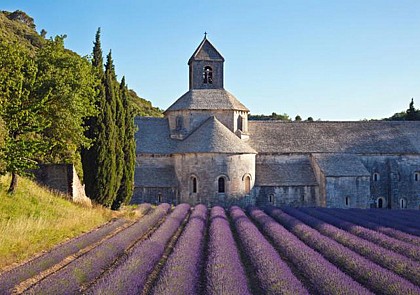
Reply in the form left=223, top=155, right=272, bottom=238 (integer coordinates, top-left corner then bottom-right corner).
left=112, top=77, right=136, bottom=209
left=82, top=29, right=118, bottom=206
left=82, top=28, right=105, bottom=202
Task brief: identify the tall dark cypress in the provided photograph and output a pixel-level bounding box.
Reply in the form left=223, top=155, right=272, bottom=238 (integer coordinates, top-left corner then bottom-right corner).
left=97, top=50, right=119, bottom=206
left=112, top=77, right=136, bottom=209
left=81, top=28, right=106, bottom=203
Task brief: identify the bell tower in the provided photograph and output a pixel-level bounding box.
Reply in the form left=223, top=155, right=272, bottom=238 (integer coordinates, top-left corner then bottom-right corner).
left=188, top=34, right=225, bottom=90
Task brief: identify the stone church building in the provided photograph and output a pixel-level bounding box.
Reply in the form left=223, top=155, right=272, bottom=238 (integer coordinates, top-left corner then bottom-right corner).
left=132, top=36, right=420, bottom=209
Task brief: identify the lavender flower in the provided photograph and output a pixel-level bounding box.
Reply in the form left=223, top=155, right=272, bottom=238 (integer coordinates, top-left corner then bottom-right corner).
left=248, top=207, right=372, bottom=295
left=265, top=206, right=420, bottom=295
left=24, top=203, right=171, bottom=295
left=206, top=206, right=251, bottom=295
left=90, top=203, right=190, bottom=295
left=230, top=206, right=308, bottom=295
left=152, top=204, right=208, bottom=295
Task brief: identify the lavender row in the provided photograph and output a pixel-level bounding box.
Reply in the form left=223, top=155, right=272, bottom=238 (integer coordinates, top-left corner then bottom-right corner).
left=152, top=204, right=208, bottom=295
left=300, top=207, right=420, bottom=262
left=283, top=207, right=420, bottom=286
left=90, top=203, right=191, bottom=295
left=348, top=210, right=420, bottom=236
left=248, top=207, right=372, bottom=295
left=24, top=203, right=171, bottom=295
left=357, top=209, right=420, bottom=231
left=230, top=206, right=308, bottom=295
left=347, top=209, right=420, bottom=238
left=0, top=217, right=128, bottom=294
left=317, top=207, right=420, bottom=247
left=265, top=207, right=420, bottom=295
left=205, top=206, right=251, bottom=295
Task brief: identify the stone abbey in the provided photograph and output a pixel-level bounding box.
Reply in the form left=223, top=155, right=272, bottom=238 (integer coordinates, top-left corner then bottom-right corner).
left=132, top=36, right=420, bottom=209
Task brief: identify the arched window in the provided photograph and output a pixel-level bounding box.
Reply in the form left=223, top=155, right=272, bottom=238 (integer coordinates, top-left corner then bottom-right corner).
left=237, top=115, right=243, bottom=132
left=218, top=177, right=225, bottom=193
left=190, top=176, right=198, bottom=193
left=157, top=193, right=162, bottom=203
left=269, top=194, right=274, bottom=204
left=244, top=175, right=251, bottom=194
left=373, top=173, right=380, bottom=182
left=203, top=66, right=213, bottom=84
left=415, top=172, right=420, bottom=182
left=176, top=116, right=183, bottom=131
left=400, top=198, right=407, bottom=209
left=345, top=196, right=350, bottom=207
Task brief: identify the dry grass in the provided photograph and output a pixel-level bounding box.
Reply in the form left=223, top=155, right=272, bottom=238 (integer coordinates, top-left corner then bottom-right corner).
left=0, top=175, right=114, bottom=269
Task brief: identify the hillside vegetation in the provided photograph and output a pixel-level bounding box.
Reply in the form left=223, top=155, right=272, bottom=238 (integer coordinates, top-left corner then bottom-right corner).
left=0, top=175, right=113, bottom=269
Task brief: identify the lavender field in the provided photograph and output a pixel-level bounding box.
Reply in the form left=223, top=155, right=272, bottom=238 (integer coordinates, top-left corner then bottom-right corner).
left=0, top=204, right=419, bottom=295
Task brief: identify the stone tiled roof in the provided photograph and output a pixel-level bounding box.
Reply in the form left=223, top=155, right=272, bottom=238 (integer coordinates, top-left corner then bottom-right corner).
left=312, top=153, right=370, bottom=177
left=177, top=116, right=257, bottom=154
left=255, top=157, right=317, bottom=186
left=165, top=89, right=249, bottom=112
left=248, top=121, right=420, bottom=154
left=135, top=117, right=176, bottom=154
left=135, top=167, right=177, bottom=187
left=188, top=37, right=224, bottom=64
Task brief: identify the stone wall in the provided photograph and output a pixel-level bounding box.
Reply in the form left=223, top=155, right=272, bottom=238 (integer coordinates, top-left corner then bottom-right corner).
left=33, top=164, right=91, bottom=206
left=189, top=60, right=223, bottom=90
left=361, top=155, right=420, bottom=209
left=324, top=176, right=371, bottom=208
left=254, top=185, right=318, bottom=207
left=174, top=152, right=256, bottom=206
left=132, top=187, right=178, bottom=204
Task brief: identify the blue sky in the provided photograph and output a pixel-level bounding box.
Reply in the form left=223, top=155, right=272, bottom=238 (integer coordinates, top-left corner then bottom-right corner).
left=3, top=1, right=420, bottom=120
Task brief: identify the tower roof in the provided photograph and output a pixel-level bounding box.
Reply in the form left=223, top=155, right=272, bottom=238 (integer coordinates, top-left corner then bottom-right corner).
left=177, top=116, right=256, bottom=154
left=165, top=89, right=249, bottom=113
left=188, top=36, right=224, bottom=65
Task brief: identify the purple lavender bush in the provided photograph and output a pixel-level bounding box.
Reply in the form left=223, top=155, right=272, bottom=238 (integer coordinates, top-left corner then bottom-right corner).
left=230, top=206, right=308, bottom=295
left=23, top=203, right=171, bottom=295
left=89, top=203, right=191, bottom=295
left=0, top=218, right=127, bottom=294
left=318, top=207, right=420, bottom=247
left=282, top=207, right=420, bottom=286
left=265, top=206, right=420, bottom=295
left=151, top=204, right=208, bottom=295
left=248, top=207, right=372, bottom=295
left=300, top=207, right=420, bottom=262
left=206, top=206, right=252, bottom=295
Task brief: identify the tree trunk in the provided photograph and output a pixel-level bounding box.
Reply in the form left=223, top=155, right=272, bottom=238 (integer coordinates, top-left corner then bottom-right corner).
left=8, top=172, right=18, bottom=194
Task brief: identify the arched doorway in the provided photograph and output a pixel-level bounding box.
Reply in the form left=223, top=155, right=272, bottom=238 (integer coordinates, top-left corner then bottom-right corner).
left=377, top=197, right=385, bottom=208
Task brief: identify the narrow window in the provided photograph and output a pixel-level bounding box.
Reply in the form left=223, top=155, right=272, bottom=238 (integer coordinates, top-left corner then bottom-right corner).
left=191, top=176, right=197, bottom=193
left=176, top=116, right=183, bottom=131
left=269, top=194, right=274, bottom=204
left=237, top=115, right=243, bottom=132
left=203, top=66, right=213, bottom=84
left=218, top=177, right=225, bottom=193
left=157, top=193, right=162, bottom=203
left=244, top=175, right=251, bottom=194
left=373, top=173, right=380, bottom=182
left=400, top=198, right=407, bottom=209
left=415, top=172, right=420, bottom=182
left=345, top=196, right=350, bottom=207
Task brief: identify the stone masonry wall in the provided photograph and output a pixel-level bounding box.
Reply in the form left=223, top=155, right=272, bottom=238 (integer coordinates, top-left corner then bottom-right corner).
left=324, top=176, right=370, bottom=208
left=361, top=155, right=420, bottom=209
left=33, top=164, right=91, bottom=206
left=174, top=152, right=256, bottom=207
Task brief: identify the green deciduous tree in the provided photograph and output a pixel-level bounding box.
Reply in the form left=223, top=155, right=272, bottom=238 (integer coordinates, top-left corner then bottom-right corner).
left=35, top=36, right=97, bottom=174
left=0, top=41, right=49, bottom=193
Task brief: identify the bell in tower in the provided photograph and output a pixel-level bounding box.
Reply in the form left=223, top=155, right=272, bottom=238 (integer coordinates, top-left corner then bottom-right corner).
left=188, top=34, right=225, bottom=90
